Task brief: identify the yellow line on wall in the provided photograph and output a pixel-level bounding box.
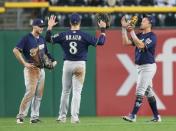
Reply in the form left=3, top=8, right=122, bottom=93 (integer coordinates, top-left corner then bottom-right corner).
left=0, top=7, right=5, bottom=13
left=5, top=2, right=49, bottom=8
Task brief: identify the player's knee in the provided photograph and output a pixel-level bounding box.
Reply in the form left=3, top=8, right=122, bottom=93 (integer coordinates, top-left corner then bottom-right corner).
left=23, top=91, right=35, bottom=102
left=35, top=96, right=42, bottom=101
left=136, top=87, right=147, bottom=97
left=136, top=91, right=145, bottom=98
left=136, top=95, right=143, bottom=102
left=62, top=89, right=71, bottom=95
left=147, top=96, right=156, bottom=103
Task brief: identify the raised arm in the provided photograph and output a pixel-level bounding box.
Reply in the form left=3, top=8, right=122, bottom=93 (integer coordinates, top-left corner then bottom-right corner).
left=94, top=20, right=106, bottom=45
left=121, top=16, right=133, bottom=46
left=45, top=15, right=58, bottom=43
left=127, top=26, right=145, bottom=49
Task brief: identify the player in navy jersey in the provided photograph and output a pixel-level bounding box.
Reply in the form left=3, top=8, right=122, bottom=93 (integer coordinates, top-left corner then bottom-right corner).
left=13, top=18, right=56, bottom=124
left=121, top=15, right=161, bottom=122
left=45, top=13, right=107, bottom=123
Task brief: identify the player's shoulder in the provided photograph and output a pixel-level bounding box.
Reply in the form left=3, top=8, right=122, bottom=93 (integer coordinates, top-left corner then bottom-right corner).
left=58, top=30, right=70, bottom=36
left=149, top=31, right=156, bottom=36
left=77, top=30, right=94, bottom=39
left=23, top=33, right=31, bottom=38
left=20, top=33, right=31, bottom=41
left=149, top=32, right=157, bottom=40
left=138, top=32, right=156, bottom=39
left=63, top=29, right=91, bottom=37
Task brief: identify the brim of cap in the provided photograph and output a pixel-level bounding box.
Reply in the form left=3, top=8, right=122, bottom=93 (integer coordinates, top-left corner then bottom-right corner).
left=32, top=23, right=46, bottom=27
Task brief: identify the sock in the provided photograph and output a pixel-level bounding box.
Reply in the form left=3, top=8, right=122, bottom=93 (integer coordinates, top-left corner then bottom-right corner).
left=131, top=95, right=143, bottom=115
left=147, top=96, right=159, bottom=117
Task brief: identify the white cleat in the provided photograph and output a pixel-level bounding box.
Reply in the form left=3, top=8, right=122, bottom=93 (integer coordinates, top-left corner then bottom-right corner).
left=122, top=114, right=136, bottom=122
left=150, top=115, right=162, bottom=122
left=16, top=118, right=24, bottom=124
left=71, top=118, right=80, bottom=124
left=56, top=117, right=66, bottom=123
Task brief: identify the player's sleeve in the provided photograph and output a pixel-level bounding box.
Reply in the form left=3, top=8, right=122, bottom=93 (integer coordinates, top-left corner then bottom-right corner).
left=45, top=30, right=64, bottom=44
left=15, top=36, right=26, bottom=52
left=83, top=32, right=106, bottom=46
left=144, top=34, right=156, bottom=49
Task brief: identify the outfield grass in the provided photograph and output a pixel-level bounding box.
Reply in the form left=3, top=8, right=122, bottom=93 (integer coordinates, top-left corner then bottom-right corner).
left=0, top=117, right=175, bottom=131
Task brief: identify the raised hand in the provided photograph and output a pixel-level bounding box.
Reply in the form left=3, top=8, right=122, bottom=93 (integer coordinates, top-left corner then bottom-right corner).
left=48, top=15, right=58, bottom=30
left=98, top=20, right=107, bottom=28
left=121, top=16, right=129, bottom=28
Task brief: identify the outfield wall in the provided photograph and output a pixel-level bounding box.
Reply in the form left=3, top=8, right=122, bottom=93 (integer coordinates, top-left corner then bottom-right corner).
left=0, top=28, right=176, bottom=117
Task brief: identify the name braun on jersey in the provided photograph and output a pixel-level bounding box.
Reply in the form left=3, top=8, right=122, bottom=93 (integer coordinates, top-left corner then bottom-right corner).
left=66, top=35, right=82, bottom=41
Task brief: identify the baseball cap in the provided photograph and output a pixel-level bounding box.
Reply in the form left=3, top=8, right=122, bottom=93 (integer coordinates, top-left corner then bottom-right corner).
left=32, top=18, right=46, bottom=27
left=144, top=15, right=156, bottom=26
left=70, top=13, right=81, bottom=24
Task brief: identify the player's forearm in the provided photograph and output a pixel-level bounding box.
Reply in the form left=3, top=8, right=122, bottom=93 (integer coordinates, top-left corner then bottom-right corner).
left=13, top=48, right=26, bottom=66
left=130, top=30, right=145, bottom=48
left=121, top=27, right=131, bottom=46
left=47, top=25, right=53, bottom=31
left=96, top=34, right=106, bottom=45
left=45, top=30, right=52, bottom=43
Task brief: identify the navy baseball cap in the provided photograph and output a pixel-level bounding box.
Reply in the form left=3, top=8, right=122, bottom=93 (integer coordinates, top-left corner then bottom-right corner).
left=70, top=13, right=81, bottom=24
left=144, top=15, right=155, bottom=26
left=32, top=18, right=46, bottom=27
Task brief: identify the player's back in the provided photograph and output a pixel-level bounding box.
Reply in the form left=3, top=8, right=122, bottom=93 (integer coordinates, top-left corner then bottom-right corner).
left=53, top=29, right=99, bottom=61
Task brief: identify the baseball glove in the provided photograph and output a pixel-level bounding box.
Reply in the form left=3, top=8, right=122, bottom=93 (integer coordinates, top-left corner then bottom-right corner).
left=42, top=54, right=57, bottom=70
left=96, top=13, right=111, bottom=29
left=129, top=16, right=138, bottom=27
left=30, top=47, right=56, bottom=69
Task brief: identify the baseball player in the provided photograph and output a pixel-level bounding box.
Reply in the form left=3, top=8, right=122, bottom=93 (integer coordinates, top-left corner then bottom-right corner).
left=13, top=18, right=56, bottom=124
left=45, top=13, right=107, bottom=123
left=121, top=15, right=161, bottom=122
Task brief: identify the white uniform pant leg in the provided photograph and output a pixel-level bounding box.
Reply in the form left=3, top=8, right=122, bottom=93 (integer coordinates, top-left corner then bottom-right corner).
left=71, top=62, right=86, bottom=120
left=58, top=61, right=72, bottom=118
left=17, top=68, right=39, bottom=119
left=136, top=64, right=156, bottom=96
left=31, top=69, right=45, bottom=120
left=145, top=65, right=157, bottom=97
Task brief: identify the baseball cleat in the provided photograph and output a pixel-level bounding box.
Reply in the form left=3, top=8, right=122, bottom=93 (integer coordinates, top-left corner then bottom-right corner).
left=56, top=117, right=66, bottom=123
left=30, top=119, right=41, bottom=124
left=16, top=118, right=24, bottom=124
left=149, top=115, right=161, bottom=122
left=122, top=114, right=136, bottom=122
left=71, top=118, right=80, bottom=124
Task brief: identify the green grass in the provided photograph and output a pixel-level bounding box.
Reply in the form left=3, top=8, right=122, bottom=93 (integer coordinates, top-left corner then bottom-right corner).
left=0, top=117, right=176, bottom=131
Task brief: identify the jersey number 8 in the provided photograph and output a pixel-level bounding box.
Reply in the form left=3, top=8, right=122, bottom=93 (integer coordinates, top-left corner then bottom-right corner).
left=69, top=42, right=78, bottom=54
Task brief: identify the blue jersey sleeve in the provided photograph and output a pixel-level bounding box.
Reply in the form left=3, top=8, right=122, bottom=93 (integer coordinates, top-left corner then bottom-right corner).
left=16, top=36, right=27, bottom=51
left=83, top=32, right=106, bottom=46
left=144, top=34, right=156, bottom=49
left=52, top=32, right=64, bottom=44
left=45, top=30, right=64, bottom=44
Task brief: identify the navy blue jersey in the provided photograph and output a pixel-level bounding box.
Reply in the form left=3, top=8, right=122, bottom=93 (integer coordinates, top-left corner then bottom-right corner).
left=132, top=32, right=156, bottom=65
left=46, top=29, right=106, bottom=61
left=16, top=33, right=53, bottom=63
